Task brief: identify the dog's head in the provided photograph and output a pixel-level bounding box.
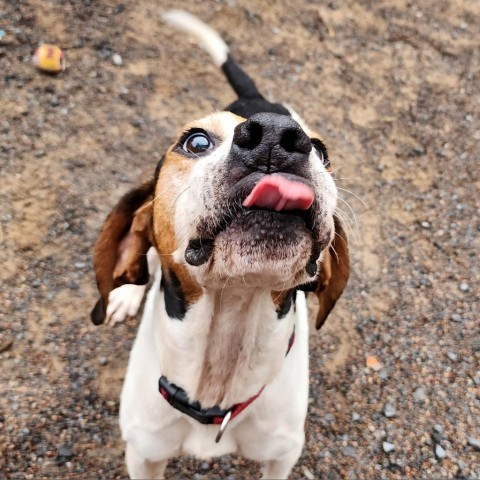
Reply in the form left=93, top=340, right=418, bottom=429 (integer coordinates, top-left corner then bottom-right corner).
left=91, top=110, right=349, bottom=328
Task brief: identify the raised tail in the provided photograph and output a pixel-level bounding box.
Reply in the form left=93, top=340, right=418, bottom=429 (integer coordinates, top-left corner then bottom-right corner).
left=162, top=10, right=263, bottom=100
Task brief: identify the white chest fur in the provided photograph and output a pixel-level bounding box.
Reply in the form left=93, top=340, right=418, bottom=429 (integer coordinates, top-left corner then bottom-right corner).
left=119, top=269, right=310, bottom=465
left=156, top=279, right=297, bottom=408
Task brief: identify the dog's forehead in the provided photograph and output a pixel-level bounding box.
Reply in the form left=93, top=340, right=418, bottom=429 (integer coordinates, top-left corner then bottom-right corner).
left=179, top=111, right=246, bottom=140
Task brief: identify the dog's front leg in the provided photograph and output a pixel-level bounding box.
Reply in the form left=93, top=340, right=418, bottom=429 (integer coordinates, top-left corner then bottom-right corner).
left=126, top=442, right=168, bottom=479
left=261, top=442, right=303, bottom=480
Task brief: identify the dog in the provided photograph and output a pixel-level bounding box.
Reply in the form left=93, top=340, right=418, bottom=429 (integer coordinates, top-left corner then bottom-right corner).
left=90, top=10, right=349, bottom=479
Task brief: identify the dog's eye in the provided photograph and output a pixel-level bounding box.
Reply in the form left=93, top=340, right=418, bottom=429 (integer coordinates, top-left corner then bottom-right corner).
left=311, top=139, right=330, bottom=168
left=182, top=131, right=214, bottom=155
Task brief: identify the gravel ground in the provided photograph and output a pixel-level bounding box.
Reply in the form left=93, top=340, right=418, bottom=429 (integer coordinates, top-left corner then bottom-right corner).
left=1, top=0, right=479, bottom=478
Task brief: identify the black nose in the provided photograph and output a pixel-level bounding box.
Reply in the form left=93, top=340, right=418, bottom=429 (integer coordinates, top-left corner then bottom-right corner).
left=231, top=113, right=312, bottom=173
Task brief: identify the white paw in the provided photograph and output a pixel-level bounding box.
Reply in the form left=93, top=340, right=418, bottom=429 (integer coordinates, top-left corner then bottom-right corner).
left=105, top=284, right=147, bottom=326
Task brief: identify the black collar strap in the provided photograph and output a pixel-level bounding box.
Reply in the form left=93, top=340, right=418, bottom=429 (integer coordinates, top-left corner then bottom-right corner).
left=159, top=376, right=264, bottom=426
left=158, top=327, right=295, bottom=428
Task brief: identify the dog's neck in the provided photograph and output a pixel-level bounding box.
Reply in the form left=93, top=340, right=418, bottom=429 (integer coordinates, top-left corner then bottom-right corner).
left=155, top=284, right=295, bottom=409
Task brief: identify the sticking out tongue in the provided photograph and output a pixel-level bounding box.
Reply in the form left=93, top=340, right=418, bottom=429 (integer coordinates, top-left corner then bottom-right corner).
left=243, top=175, right=314, bottom=211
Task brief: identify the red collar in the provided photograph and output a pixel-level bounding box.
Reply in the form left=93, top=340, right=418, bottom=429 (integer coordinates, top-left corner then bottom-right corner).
left=158, top=327, right=295, bottom=442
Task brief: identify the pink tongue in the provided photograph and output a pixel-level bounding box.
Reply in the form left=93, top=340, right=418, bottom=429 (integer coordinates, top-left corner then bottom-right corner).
left=243, top=175, right=314, bottom=211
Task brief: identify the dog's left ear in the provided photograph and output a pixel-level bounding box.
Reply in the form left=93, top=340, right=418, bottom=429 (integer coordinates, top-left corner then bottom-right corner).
left=300, top=216, right=349, bottom=329
left=90, top=180, right=155, bottom=325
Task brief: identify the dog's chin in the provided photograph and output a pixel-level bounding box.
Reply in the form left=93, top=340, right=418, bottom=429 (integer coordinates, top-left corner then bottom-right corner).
left=201, top=210, right=314, bottom=289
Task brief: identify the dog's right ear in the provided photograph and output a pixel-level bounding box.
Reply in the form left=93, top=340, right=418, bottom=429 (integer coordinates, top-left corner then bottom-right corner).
left=90, top=180, right=155, bottom=325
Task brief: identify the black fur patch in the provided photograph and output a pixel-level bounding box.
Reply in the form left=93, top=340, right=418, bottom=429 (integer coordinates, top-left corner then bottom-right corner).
left=225, top=98, right=290, bottom=119
left=277, top=289, right=296, bottom=319
left=91, top=298, right=106, bottom=325
left=161, top=269, right=187, bottom=320
left=222, top=54, right=261, bottom=99
left=221, top=54, right=291, bottom=118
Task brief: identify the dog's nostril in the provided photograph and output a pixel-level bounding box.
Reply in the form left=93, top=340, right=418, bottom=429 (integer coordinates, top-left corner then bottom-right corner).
left=237, top=121, right=263, bottom=150
left=280, top=129, right=299, bottom=153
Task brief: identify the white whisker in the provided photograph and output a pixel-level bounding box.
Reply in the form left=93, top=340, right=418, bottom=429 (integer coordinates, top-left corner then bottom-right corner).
left=337, top=196, right=360, bottom=239
left=330, top=242, right=340, bottom=263
left=330, top=161, right=356, bottom=175
left=337, top=187, right=368, bottom=209
left=334, top=205, right=359, bottom=242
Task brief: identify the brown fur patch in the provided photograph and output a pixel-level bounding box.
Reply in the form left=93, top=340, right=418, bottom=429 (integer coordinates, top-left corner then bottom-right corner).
left=153, top=150, right=202, bottom=304
left=92, top=181, right=155, bottom=323
left=314, top=216, right=349, bottom=329
left=271, top=290, right=290, bottom=308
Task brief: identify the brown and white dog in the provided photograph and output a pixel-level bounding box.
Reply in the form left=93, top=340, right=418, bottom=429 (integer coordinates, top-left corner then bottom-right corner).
left=91, top=11, right=349, bottom=479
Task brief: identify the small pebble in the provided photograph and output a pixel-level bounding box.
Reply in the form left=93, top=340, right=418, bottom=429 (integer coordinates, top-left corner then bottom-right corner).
left=413, top=387, right=426, bottom=403
left=378, top=368, right=389, bottom=380
left=302, top=466, right=315, bottom=480
left=410, top=145, right=425, bottom=156
left=366, top=355, right=382, bottom=371
left=98, top=357, right=108, bottom=366
left=459, top=283, right=469, bottom=292
left=343, top=446, right=356, bottom=457
left=323, top=413, right=335, bottom=424
left=467, top=436, right=480, bottom=451
left=433, top=424, right=444, bottom=434
left=130, top=117, right=144, bottom=128
left=57, top=444, right=74, bottom=459
left=384, top=402, right=396, bottom=418
left=432, top=430, right=443, bottom=444
left=447, top=351, right=457, bottom=361
left=352, top=412, right=361, bottom=422
left=383, top=442, right=395, bottom=453
left=450, top=313, right=462, bottom=322
left=421, top=221, right=430, bottom=229
left=112, top=53, right=123, bottom=66
left=435, top=444, right=446, bottom=459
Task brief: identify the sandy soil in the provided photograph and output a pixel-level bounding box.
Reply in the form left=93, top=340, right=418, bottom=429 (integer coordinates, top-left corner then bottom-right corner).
left=1, top=0, right=479, bottom=478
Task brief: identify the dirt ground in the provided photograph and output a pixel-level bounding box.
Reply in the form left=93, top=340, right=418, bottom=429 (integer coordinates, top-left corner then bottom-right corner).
left=1, top=0, right=479, bottom=478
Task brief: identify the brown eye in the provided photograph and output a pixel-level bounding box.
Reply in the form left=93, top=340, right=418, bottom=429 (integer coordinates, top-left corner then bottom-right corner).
left=311, top=139, right=330, bottom=168
left=183, top=132, right=213, bottom=155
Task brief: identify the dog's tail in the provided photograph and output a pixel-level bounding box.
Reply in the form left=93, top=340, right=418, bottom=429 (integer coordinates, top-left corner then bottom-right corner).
left=162, top=10, right=263, bottom=100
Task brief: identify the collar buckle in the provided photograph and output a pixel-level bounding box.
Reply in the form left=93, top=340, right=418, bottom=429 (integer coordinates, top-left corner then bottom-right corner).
left=215, top=410, right=232, bottom=443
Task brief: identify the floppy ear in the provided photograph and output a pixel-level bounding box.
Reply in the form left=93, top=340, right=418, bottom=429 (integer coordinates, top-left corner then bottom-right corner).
left=301, top=216, right=349, bottom=329
left=90, top=180, right=155, bottom=325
